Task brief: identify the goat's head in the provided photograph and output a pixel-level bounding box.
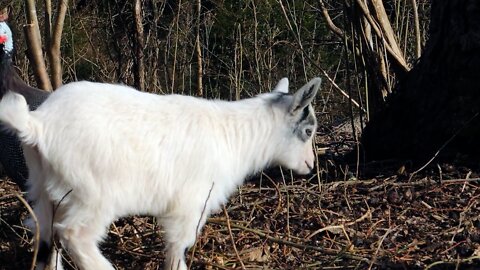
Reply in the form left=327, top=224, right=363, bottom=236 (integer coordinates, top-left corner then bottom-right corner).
left=270, top=77, right=321, bottom=175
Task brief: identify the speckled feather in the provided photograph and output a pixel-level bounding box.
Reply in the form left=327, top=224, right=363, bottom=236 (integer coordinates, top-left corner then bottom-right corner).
left=0, top=22, right=49, bottom=190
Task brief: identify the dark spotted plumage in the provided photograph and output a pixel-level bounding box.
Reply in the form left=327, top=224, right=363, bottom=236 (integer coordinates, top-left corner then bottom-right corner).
left=0, top=23, right=50, bottom=190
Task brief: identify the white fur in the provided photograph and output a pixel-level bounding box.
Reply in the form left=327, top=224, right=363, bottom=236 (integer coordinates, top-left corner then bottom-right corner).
left=0, top=77, right=321, bottom=270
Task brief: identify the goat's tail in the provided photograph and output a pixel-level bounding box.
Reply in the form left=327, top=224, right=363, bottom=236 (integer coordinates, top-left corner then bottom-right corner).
left=0, top=91, right=41, bottom=145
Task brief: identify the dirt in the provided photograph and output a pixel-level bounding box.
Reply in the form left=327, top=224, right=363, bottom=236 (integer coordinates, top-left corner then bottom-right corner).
left=1, top=127, right=480, bottom=270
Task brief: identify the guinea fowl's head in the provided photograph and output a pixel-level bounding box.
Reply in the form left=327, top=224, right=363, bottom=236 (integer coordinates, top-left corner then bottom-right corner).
left=0, top=22, right=13, bottom=93
left=0, top=21, right=13, bottom=59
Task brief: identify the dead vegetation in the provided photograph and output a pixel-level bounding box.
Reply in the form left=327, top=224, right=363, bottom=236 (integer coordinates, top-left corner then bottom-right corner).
left=1, top=125, right=480, bottom=270
left=1, top=1, right=479, bottom=269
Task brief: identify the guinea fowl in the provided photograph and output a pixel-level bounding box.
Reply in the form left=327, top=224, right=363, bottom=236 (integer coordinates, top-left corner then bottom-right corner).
left=0, top=21, right=50, bottom=190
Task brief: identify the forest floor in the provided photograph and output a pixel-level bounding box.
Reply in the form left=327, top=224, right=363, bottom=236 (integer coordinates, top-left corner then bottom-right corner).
left=1, top=124, right=480, bottom=270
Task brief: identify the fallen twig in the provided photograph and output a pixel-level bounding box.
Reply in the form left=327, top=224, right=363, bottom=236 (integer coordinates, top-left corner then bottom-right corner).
left=425, top=255, right=480, bottom=270
left=223, top=206, right=246, bottom=270
left=208, top=219, right=372, bottom=264
left=368, top=226, right=397, bottom=270
left=306, top=208, right=372, bottom=240
left=14, top=192, right=39, bottom=270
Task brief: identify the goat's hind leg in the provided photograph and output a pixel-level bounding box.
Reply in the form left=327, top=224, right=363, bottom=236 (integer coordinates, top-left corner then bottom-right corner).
left=25, top=174, right=61, bottom=269
left=22, top=146, right=62, bottom=270
left=27, top=188, right=63, bottom=270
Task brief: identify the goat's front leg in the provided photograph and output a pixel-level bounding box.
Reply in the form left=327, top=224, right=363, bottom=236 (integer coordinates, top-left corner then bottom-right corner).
left=161, top=206, right=209, bottom=270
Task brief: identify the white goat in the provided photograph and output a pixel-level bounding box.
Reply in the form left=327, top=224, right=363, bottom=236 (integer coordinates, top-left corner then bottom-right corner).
left=0, top=77, right=321, bottom=270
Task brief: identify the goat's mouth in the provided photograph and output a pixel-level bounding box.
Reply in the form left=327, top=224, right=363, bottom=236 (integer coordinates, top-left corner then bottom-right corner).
left=305, top=161, right=313, bottom=171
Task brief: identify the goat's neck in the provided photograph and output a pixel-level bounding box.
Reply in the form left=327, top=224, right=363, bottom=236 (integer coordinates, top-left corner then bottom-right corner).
left=221, top=99, right=280, bottom=177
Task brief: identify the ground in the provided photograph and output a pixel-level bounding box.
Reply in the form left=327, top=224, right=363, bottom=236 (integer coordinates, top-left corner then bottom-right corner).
left=1, top=126, right=480, bottom=270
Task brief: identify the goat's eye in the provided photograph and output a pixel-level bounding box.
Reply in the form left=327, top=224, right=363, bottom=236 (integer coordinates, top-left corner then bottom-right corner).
left=305, top=128, right=313, bottom=137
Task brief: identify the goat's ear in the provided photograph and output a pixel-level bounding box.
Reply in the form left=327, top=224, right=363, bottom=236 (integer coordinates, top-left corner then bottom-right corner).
left=272, top=77, right=289, bottom=94
left=289, top=78, right=321, bottom=114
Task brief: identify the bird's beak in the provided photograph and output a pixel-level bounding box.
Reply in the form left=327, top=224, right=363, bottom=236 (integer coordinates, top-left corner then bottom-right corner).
left=0, top=34, right=7, bottom=44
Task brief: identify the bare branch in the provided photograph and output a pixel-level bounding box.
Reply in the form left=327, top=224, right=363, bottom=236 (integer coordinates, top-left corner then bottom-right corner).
left=24, top=0, right=52, bottom=91
left=411, top=0, right=422, bottom=58
left=44, top=0, right=52, bottom=48
left=170, top=0, right=182, bottom=93
left=134, top=0, right=145, bottom=91
left=195, top=0, right=203, bottom=96
left=370, top=0, right=404, bottom=59
left=49, top=0, right=68, bottom=89
left=14, top=193, right=39, bottom=270
left=318, top=0, right=344, bottom=38
left=355, top=0, right=410, bottom=72
left=0, top=7, right=8, bottom=21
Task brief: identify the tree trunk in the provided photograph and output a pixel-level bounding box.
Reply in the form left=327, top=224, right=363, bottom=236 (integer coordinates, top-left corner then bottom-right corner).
left=360, top=0, right=480, bottom=164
